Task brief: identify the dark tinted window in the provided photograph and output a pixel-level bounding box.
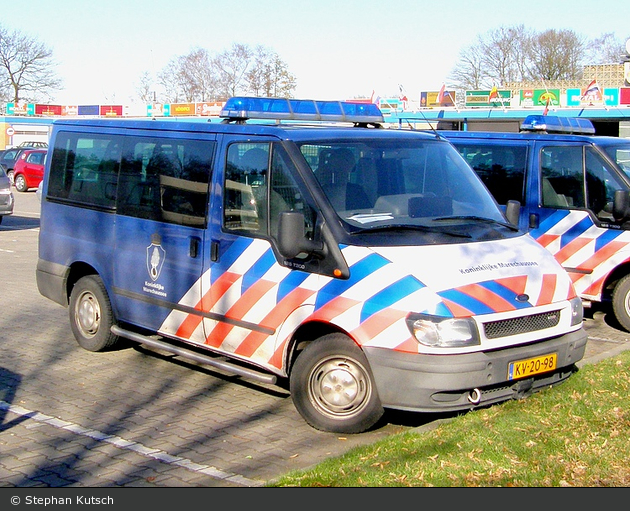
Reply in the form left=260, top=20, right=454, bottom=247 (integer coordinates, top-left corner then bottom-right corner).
left=456, top=143, right=527, bottom=205
left=48, top=131, right=214, bottom=227
left=117, top=137, right=213, bottom=227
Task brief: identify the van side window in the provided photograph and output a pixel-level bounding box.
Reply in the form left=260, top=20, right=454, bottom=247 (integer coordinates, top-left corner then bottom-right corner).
left=270, top=145, right=315, bottom=239
left=48, top=133, right=120, bottom=209
left=460, top=144, right=527, bottom=205
left=223, top=142, right=313, bottom=237
left=224, top=143, right=270, bottom=233
left=540, top=146, right=585, bottom=208
left=585, top=146, right=628, bottom=217
left=117, top=137, right=213, bottom=227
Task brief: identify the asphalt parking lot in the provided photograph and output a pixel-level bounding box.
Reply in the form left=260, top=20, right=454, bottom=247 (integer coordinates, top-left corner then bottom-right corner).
left=1, top=191, right=629, bottom=488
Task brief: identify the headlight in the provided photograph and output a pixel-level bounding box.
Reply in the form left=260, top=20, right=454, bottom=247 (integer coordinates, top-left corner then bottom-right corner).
left=406, top=313, right=480, bottom=348
left=569, top=296, right=583, bottom=326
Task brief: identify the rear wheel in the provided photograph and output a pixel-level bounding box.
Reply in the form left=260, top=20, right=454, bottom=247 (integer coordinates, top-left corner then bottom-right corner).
left=290, top=333, right=384, bottom=433
left=7, top=170, right=13, bottom=185
left=69, top=275, right=120, bottom=352
left=612, top=274, right=630, bottom=332
left=14, top=174, right=28, bottom=192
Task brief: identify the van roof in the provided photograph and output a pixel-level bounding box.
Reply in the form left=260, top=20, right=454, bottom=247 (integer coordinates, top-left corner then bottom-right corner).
left=51, top=117, right=443, bottom=143
left=437, top=129, right=627, bottom=145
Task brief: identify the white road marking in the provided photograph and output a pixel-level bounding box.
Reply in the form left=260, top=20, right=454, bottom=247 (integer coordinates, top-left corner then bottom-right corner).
left=0, top=400, right=262, bottom=487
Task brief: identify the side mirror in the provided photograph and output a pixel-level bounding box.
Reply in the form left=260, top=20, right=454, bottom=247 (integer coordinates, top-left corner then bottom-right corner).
left=505, top=200, right=520, bottom=227
left=277, top=211, right=322, bottom=259
left=613, top=190, right=630, bottom=221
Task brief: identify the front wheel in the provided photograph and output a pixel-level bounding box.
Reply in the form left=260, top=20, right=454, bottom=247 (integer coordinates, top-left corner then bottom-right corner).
left=7, top=170, right=14, bottom=185
left=69, top=275, right=120, bottom=352
left=14, top=174, right=28, bottom=192
left=290, top=333, right=384, bottom=433
left=612, top=274, right=630, bottom=332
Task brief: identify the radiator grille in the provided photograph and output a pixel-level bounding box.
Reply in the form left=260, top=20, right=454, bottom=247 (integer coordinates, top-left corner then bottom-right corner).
left=483, top=310, right=561, bottom=339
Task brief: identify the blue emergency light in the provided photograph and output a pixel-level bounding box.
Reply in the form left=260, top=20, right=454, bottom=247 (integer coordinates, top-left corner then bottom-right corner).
left=520, top=115, right=595, bottom=135
left=220, top=96, right=384, bottom=125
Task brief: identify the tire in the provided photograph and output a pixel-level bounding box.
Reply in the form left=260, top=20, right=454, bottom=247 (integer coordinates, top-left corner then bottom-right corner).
left=7, top=170, right=14, bottom=185
left=289, top=333, right=384, bottom=433
left=612, top=274, right=630, bottom=332
left=14, top=174, right=28, bottom=192
left=69, top=275, right=120, bottom=352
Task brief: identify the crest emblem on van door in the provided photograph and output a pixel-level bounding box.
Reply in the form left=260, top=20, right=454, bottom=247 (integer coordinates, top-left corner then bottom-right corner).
left=147, top=233, right=166, bottom=281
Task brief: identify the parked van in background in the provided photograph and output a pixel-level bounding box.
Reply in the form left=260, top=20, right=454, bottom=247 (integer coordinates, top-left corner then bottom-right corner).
left=37, top=100, right=585, bottom=433
left=441, top=116, right=630, bottom=331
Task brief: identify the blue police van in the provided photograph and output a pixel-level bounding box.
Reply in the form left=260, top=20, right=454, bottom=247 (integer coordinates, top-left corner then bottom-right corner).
left=37, top=99, right=586, bottom=433
left=441, top=116, right=630, bottom=331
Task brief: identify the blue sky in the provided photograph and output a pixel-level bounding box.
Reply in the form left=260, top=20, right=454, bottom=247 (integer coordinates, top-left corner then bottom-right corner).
left=3, top=0, right=630, bottom=106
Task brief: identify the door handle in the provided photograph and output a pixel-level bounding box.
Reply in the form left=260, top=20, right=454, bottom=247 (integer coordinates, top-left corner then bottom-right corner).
left=189, top=236, right=201, bottom=258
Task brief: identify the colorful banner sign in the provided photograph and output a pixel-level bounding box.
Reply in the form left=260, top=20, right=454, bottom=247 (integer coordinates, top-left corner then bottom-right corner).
left=421, top=90, right=456, bottom=108
left=100, top=105, right=123, bottom=117
left=6, top=102, right=35, bottom=115
left=519, top=89, right=560, bottom=108
left=566, top=87, right=618, bottom=106
left=78, top=105, right=100, bottom=116
left=196, top=102, right=223, bottom=116
left=35, top=104, right=63, bottom=116
left=169, top=103, right=196, bottom=116
left=377, top=98, right=402, bottom=115
left=465, top=90, right=511, bottom=107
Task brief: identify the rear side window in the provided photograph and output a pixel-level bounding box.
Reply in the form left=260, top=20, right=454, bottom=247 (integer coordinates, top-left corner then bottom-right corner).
left=26, top=152, right=45, bottom=165
left=117, top=137, right=213, bottom=227
left=48, top=131, right=214, bottom=227
left=49, top=133, right=121, bottom=209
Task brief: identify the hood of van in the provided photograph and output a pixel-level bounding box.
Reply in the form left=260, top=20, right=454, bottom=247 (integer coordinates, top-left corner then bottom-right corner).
left=366, top=234, right=575, bottom=317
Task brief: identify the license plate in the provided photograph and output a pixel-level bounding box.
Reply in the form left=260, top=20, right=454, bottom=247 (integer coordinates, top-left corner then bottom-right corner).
left=508, top=353, right=557, bottom=380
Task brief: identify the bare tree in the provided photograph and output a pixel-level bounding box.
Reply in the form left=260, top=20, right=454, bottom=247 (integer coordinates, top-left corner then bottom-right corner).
left=0, top=24, right=61, bottom=103
left=449, top=25, right=595, bottom=91
left=448, top=38, right=487, bottom=90
left=177, top=47, right=217, bottom=102
left=157, top=58, right=182, bottom=103
left=246, top=45, right=296, bottom=97
left=149, top=42, right=297, bottom=104
left=135, top=71, right=155, bottom=103
left=481, top=25, right=531, bottom=86
left=588, top=32, right=629, bottom=63
left=527, top=29, right=586, bottom=80
left=213, top=43, right=253, bottom=99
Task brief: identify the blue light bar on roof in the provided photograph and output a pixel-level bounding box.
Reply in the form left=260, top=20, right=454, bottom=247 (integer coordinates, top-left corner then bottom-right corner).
left=220, top=96, right=384, bottom=124
left=520, top=115, right=595, bottom=135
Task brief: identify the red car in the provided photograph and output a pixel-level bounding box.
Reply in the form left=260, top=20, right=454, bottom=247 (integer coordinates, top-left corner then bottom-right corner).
left=12, top=149, right=47, bottom=192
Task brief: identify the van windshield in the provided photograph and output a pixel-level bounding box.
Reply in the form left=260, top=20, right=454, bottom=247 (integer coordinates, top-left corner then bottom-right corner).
left=601, top=142, right=630, bottom=180
left=299, top=138, right=507, bottom=233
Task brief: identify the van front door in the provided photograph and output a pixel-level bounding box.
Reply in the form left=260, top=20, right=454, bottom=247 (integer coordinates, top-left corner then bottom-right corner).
left=113, top=134, right=216, bottom=343
left=531, top=142, right=630, bottom=301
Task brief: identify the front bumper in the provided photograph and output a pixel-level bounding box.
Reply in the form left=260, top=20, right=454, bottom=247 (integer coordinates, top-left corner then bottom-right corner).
left=363, top=327, right=587, bottom=413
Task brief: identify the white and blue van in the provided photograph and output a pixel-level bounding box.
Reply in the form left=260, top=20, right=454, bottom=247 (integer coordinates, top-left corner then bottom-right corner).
left=37, top=99, right=586, bottom=433
left=441, top=116, right=630, bottom=332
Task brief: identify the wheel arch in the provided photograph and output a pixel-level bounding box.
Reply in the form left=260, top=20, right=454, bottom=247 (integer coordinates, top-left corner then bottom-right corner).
left=284, top=319, right=362, bottom=377
left=65, top=262, right=100, bottom=304
left=601, top=259, right=630, bottom=303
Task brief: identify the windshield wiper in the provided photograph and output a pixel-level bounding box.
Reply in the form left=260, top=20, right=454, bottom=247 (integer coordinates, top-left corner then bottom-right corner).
left=432, top=215, right=519, bottom=231
left=351, top=223, right=472, bottom=238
